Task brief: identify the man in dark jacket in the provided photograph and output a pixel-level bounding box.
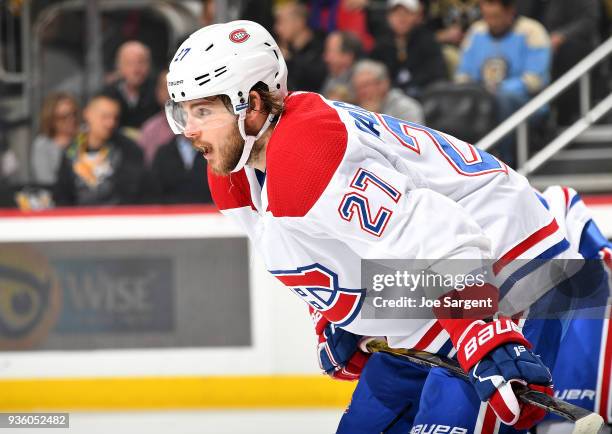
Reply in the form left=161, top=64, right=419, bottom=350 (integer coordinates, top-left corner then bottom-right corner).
left=274, top=1, right=328, bottom=92
left=516, top=0, right=600, bottom=124
left=544, top=0, right=600, bottom=124
left=151, top=135, right=212, bottom=205
left=54, top=94, right=148, bottom=206
left=371, top=0, right=448, bottom=98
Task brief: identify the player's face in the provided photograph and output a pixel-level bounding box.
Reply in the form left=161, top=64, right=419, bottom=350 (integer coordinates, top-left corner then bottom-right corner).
left=180, top=98, right=243, bottom=175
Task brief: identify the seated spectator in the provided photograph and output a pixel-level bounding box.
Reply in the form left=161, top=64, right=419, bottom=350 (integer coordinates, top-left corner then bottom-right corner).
left=274, top=1, right=328, bottom=91
left=151, top=135, right=212, bottom=205
left=424, top=0, right=480, bottom=46
left=455, top=0, right=550, bottom=166
left=456, top=0, right=550, bottom=115
left=372, top=0, right=448, bottom=98
left=321, top=30, right=362, bottom=100
left=138, top=70, right=174, bottom=167
left=307, top=0, right=374, bottom=51
left=101, top=41, right=159, bottom=134
left=352, top=59, right=424, bottom=122
left=30, top=92, right=80, bottom=186
left=423, top=0, right=481, bottom=75
left=53, top=94, right=148, bottom=206
left=542, top=0, right=600, bottom=124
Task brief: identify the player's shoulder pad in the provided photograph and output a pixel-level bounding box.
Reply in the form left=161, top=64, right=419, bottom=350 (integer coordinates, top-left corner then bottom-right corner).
left=266, top=92, right=348, bottom=217
left=207, top=166, right=255, bottom=211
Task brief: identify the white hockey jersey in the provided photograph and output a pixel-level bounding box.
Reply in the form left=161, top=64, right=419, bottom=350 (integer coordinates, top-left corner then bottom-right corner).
left=208, top=92, right=573, bottom=355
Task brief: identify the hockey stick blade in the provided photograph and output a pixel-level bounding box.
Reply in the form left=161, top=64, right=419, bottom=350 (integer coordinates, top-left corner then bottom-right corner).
left=365, top=340, right=605, bottom=434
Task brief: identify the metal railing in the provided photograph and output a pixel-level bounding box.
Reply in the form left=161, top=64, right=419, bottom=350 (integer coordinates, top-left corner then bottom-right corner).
left=474, top=35, right=612, bottom=176
left=0, top=0, right=31, bottom=128
left=0, top=0, right=246, bottom=183
left=0, top=0, right=30, bottom=85
left=29, top=0, right=204, bottom=132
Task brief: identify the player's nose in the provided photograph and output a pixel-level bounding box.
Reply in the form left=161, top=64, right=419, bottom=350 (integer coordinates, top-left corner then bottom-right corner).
left=183, top=127, right=199, bottom=140
left=183, top=118, right=200, bottom=139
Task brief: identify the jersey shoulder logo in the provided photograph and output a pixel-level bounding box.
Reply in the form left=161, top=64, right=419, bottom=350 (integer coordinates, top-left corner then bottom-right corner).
left=270, top=263, right=364, bottom=327
left=229, top=29, right=250, bottom=43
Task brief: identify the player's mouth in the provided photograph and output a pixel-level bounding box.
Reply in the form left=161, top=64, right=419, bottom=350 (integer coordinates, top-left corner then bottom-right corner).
left=198, top=144, right=212, bottom=159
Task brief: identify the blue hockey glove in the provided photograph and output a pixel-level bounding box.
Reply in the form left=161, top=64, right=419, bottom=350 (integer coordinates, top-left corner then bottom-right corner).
left=469, top=341, right=553, bottom=429
left=311, top=307, right=370, bottom=380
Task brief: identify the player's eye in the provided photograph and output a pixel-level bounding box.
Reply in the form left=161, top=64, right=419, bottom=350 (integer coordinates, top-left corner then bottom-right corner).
left=192, top=107, right=210, bottom=118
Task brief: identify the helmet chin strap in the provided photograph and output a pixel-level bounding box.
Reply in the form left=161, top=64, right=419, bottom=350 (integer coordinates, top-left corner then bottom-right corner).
left=231, top=110, right=275, bottom=173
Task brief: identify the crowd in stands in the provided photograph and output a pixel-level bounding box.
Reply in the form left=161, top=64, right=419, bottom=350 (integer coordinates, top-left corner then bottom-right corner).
left=0, top=0, right=610, bottom=209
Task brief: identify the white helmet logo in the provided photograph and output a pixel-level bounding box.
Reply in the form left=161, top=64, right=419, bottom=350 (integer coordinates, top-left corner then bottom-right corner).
left=229, top=29, right=250, bottom=43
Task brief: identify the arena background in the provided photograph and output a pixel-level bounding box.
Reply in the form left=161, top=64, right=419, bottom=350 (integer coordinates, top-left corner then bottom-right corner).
left=1, top=0, right=612, bottom=433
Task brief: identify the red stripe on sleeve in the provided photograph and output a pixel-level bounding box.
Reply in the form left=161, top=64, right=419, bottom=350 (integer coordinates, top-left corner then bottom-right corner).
left=413, top=321, right=443, bottom=351
left=493, top=219, right=560, bottom=275
left=562, top=186, right=570, bottom=208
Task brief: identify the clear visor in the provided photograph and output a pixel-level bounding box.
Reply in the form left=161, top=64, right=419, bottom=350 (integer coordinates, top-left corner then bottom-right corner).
left=164, top=98, right=236, bottom=135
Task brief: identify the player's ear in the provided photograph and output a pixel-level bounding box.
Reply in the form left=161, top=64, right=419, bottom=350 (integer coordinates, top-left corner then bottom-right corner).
left=244, top=90, right=265, bottom=127
left=247, top=90, right=264, bottom=112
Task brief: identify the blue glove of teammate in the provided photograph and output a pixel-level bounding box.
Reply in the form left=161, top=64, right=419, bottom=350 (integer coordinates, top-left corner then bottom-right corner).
left=469, top=342, right=553, bottom=429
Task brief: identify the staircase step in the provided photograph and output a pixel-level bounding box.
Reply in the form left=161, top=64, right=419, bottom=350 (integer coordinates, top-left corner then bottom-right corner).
left=531, top=157, right=612, bottom=175
left=567, top=125, right=612, bottom=144
left=528, top=174, right=612, bottom=193
left=552, top=148, right=612, bottom=161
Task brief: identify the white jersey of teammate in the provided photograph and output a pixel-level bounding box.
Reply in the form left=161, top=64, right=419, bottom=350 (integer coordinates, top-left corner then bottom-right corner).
left=208, top=92, right=574, bottom=356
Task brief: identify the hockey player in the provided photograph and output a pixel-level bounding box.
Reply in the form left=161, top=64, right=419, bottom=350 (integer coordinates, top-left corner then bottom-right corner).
left=537, top=187, right=612, bottom=434
left=317, top=186, right=611, bottom=433
left=165, top=20, right=577, bottom=432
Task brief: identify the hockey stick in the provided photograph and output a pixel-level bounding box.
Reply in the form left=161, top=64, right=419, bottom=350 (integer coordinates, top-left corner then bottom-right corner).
left=365, top=339, right=605, bottom=434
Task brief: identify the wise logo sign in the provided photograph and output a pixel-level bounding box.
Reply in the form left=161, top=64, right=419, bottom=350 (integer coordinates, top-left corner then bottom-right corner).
left=53, top=258, right=174, bottom=333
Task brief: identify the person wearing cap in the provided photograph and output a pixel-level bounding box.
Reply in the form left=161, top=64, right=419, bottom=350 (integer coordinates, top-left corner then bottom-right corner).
left=371, top=0, right=448, bottom=98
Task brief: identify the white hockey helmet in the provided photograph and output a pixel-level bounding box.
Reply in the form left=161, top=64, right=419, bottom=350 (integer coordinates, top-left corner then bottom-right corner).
left=165, top=20, right=288, bottom=172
